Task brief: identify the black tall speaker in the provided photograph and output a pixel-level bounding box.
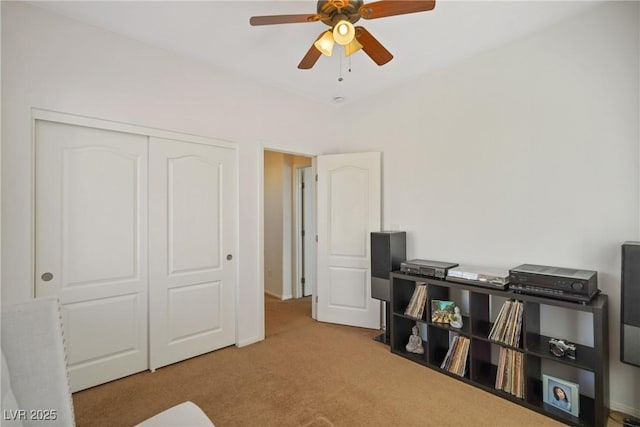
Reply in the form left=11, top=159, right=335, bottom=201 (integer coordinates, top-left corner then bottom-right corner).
left=621, top=241, right=640, bottom=367
left=371, top=231, right=406, bottom=344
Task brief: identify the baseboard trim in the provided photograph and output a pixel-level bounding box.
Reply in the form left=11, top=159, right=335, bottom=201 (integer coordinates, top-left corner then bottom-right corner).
left=237, top=335, right=263, bottom=347
left=264, top=290, right=282, bottom=299
left=611, top=401, right=640, bottom=418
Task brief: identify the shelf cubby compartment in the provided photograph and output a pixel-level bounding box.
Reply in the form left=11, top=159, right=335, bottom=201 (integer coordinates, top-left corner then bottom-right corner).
left=469, top=339, right=496, bottom=388
left=526, top=333, right=596, bottom=371
left=392, top=278, right=419, bottom=315
left=391, top=314, right=428, bottom=365
left=525, top=354, right=597, bottom=427
left=435, top=331, right=471, bottom=379
left=428, top=327, right=453, bottom=368
left=428, top=316, right=471, bottom=337
left=485, top=298, right=525, bottom=349
left=470, top=292, right=490, bottom=338
left=393, top=277, right=428, bottom=321
left=471, top=339, right=526, bottom=400
left=426, top=283, right=450, bottom=303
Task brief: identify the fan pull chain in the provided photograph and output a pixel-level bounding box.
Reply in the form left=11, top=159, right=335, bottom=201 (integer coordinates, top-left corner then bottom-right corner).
left=349, top=54, right=352, bottom=73
left=338, top=50, right=343, bottom=82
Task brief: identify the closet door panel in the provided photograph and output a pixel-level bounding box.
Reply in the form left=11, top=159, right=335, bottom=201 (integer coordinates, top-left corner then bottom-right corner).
left=168, top=281, right=222, bottom=341
left=167, top=155, right=221, bottom=274
left=149, top=137, right=237, bottom=370
left=35, top=120, right=149, bottom=392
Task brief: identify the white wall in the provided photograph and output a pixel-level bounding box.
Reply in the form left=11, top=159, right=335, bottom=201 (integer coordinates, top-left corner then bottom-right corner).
left=0, top=2, right=334, bottom=346
left=340, top=1, right=640, bottom=415
left=263, top=151, right=285, bottom=299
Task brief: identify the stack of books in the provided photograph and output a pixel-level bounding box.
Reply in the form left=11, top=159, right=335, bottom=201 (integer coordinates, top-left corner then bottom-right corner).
left=488, top=300, right=523, bottom=347
left=404, top=283, right=427, bottom=319
left=495, top=347, right=525, bottom=399
left=440, top=335, right=470, bottom=377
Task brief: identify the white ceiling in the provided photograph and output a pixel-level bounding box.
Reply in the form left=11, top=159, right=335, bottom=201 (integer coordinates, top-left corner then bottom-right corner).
left=30, top=0, right=602, bottom=106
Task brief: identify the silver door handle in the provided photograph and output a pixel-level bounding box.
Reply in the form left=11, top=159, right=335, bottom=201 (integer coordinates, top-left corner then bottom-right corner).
left=41, top=272, right=54, bottom=282
left=226, top=254, right=233, bottom=261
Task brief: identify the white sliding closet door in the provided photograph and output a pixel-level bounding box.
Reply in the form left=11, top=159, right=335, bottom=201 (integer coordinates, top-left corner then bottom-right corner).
left=35, top=120, right=149, bottom=392
left=149, top=137, right=237, bottom=370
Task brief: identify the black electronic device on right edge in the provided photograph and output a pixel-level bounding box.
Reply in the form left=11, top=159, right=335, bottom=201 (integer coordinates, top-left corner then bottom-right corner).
left=621, top=241, right=640, bottom=368
left=509, top=264, right=599, bottom=303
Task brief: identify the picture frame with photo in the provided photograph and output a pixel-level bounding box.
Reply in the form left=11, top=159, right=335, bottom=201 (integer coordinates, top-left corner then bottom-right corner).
left=543, top=374, right=579, bottom=417
left=431, top=300, right=455, bottom=324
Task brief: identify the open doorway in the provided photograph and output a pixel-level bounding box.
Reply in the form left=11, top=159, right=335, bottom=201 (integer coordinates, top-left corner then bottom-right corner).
left=263, top=150, right=314, bottom=337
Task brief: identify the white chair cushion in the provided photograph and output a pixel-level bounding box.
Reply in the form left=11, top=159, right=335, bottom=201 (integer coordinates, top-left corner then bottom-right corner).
left=134, top=401, right=214, bottom=427
left=1, top=298, right=75, bottom=426
left=1, top=350, right=24, bottom=427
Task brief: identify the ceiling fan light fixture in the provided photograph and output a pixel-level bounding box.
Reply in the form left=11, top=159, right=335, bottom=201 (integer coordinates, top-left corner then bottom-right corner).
left=251, top=0, right=439, bottom=70
left=332, top=20, right=355, bottom=45
left=344, top=37, right=363, bottom=57
left=314, top=30, right=335, bottom=56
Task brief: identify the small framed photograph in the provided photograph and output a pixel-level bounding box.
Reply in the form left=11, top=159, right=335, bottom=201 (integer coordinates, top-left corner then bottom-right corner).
left=431, top=300, right=455, bottom=323
left=543, top=374, right=579, bottom=417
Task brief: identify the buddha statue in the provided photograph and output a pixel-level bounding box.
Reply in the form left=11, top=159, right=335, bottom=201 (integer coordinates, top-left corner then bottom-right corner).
left=406, top=324, right=424, bottom=354
left=450, top=306, right=463, bottom=328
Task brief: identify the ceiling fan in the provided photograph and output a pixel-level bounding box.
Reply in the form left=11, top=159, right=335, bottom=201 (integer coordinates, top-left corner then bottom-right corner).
left=250, top=0, right=436, bottom=69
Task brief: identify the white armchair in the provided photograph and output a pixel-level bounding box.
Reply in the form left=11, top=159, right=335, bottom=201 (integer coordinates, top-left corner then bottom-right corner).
left=1, top=297, right=214, bottom=427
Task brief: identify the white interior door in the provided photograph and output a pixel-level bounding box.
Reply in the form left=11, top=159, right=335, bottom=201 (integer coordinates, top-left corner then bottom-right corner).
left=316, top=152, right=381, bottom=329
left=35, top=120, right=149, bottom=392
left=302, top=166, right=314, bottom=298
left=149, top=137, right=237, bottom=370
left=295, top=166, right=315, bottom=299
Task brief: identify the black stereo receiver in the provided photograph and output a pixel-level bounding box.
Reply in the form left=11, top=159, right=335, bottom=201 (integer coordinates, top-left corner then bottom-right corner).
left=400, top=259, right=459, bottom=279
left=509, top=264, right=599, bottom=303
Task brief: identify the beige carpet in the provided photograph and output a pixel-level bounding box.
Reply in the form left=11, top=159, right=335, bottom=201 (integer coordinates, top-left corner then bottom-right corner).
left=72, top=296, right=613, bottom=426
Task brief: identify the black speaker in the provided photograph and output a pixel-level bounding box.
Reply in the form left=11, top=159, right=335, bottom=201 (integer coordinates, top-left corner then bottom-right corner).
left=621, top=241, right=640, bottom=367
left=371, top=231, right=406, bottom=346
left=371, top=231, right=406, bottom=302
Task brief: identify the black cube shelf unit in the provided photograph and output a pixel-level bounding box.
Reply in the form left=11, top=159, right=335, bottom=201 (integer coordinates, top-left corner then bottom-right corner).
left=390, top=271, right=609, bottom=427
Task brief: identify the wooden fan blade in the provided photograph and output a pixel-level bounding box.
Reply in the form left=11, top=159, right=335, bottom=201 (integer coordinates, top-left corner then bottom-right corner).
left=298, top=33, right=325, bottom=69
left=250, top=14, right=320, bottom=26
left=355, top=26, right=393, bottom=66
left=359, top=0, right=436, bottom=20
